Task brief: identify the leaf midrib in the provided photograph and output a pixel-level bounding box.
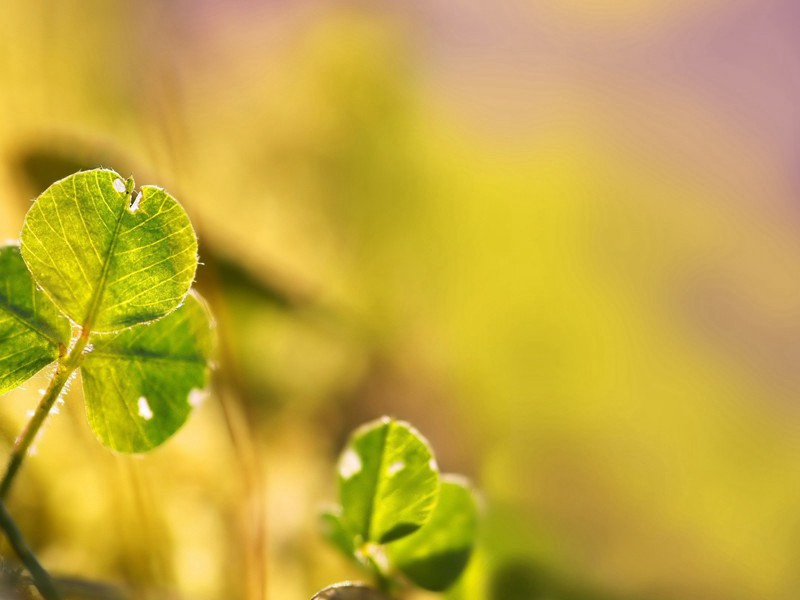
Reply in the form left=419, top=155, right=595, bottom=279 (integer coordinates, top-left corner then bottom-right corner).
left=365, top=421, right=391, bottom=542
left=82, top=191, right=129, bottom=329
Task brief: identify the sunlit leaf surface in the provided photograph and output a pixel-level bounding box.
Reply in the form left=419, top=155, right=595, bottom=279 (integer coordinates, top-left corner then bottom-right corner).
left=81, top=292, right=213, bottom=452
left=0, top=245, right=71, bottom=394
left=387, top=476, right=478, bottom=591
left=338, top=417, right=439, bottom=544
left=21, top=169, right=197, bottom=333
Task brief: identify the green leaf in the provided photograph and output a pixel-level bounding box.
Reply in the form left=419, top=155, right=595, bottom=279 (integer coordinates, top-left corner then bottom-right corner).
left=311, top=583, right=388, bottom=599
left=387, top=476, right=479, bottom=592
left=21, top=168, right=197, bottom=333
left=81, top=291, right=213, bottom=452
left=338, top=417, right=439, bottom=544
left=0, top=245, right=71, bottom=394
left=320, top=506, right=358, bottom=559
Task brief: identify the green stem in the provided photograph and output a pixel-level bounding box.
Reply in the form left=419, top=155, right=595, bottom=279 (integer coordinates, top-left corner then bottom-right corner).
left=0, top=365, right=70, bottom=500
left=0, top=328, right=91, bottom=599
left=0, top=500, right=61, bottom=599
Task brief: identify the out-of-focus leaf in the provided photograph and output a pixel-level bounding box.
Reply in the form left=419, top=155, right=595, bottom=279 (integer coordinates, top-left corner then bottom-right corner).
left=81, top=292, right=214, bottom=452
left=0, top=245, right=70, bottom=394
left=20, top=169, right=197, bottom=333
left=387, top=476, right=478, bottom=591
left=338, top=417, right=439, bottom=544
left=320, top=506, right=358, bottom=559
left=311, top=582, right=388, bottom=599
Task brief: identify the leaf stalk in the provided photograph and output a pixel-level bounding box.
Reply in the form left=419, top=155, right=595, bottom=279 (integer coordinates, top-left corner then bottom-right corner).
left=0, top=326, right=92, bottom=599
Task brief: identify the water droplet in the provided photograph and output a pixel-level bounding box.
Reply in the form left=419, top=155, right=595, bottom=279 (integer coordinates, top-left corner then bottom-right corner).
left=113, top=178, right=126, bottom=193
left=339, top=449, right=362, bottom=479
left=138, top=396, right=153, bottom=420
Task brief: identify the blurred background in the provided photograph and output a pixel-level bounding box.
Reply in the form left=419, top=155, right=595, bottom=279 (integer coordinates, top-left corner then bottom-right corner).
left=1, top=0, right=800, bottom=598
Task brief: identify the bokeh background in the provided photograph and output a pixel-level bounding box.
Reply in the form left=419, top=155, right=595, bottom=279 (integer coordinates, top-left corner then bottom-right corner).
left=1, top=1, right=800, bottom=599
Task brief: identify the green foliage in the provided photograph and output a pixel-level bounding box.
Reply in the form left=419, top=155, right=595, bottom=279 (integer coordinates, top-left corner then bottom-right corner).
left=387, top=476, right=479, bottom=592
left=82, top=292, right=213, bottom=452
left=0, top=246, right=71, bottom=395
left=20, top=169, right=197, bottom=332
left=321, top=417, right=479, bottom=597
left=0, top=168, right=212, bottom=453
left=338, top=417, right=439, bottom=544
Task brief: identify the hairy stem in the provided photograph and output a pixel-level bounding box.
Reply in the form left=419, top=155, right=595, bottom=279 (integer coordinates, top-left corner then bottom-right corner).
left=0, top=365, right=71, bottom=500
left=0, top=500, right=61, bottom=599
left=0, top=328, right=91, bottom=599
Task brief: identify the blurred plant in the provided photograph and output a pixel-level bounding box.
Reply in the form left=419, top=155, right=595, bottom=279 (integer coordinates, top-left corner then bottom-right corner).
left=0, top=169, right=214, bottom=599
left=317, top=417, right=479, bottom=599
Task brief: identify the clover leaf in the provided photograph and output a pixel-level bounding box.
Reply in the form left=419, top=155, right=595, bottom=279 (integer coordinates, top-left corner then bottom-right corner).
left=81, top=291, right=214, bottom=452
left=386, top=476, right=479, bottom=591
left=338, top=417, right=440, bottom=545
left=0, top=245, right=71, bottom=395
left=20, top=169, right=197, bottom=332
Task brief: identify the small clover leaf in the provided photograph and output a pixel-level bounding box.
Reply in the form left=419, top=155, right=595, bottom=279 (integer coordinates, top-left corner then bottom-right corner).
left=0, top=245, right=71, bottom=394
left=21, top=168, right=197, bottom=332
left=338, top=417, right=440, bottom=545
left=81, top=292, right=214, bottom=453
left=386, top=476, right=479, bottom=592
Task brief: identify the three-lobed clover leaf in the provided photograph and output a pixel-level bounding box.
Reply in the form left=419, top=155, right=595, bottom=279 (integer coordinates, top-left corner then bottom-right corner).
left=338, top=417, right=440, bottom=545
left=0, top=168, right=212, bottom=454
left=81, top=291, right=214, bottom=453
left=386, top=476, right=479, bottom=592
left=0, top=245, right=71, bottom=395
left=20, top=168, right=197, bottom=332
left=323, top=418, right=479, bottom=595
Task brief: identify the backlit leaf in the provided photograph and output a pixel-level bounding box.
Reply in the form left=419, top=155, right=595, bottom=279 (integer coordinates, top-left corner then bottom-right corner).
left=21, top=169, right=197, bottom=333
left=320, top=506, right=358, bottom=559
left=387, top=476, right=479, bottom=591
left=338, top=417, right=439, bottom=544
left=81, top=292, right=213, bottom=452
left=0, top=245, right=71, bottom=394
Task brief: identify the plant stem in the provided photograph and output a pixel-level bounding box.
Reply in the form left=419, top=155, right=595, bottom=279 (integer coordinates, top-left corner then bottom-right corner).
left=0, top=500, right=61, bottom=599
left=0, top=328, right=91, bottom=599
left=0, top=329, right=89, bottom=500
left=0, top=364, right=71, bottom=500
